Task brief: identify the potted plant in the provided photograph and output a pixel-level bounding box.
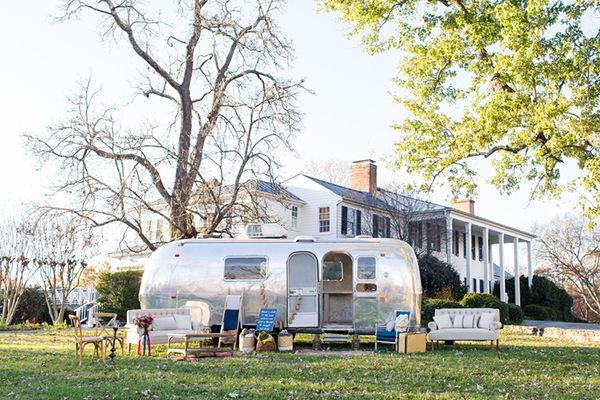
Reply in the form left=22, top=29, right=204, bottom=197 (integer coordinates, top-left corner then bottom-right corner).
left=255, top=331, right=276, bottom=352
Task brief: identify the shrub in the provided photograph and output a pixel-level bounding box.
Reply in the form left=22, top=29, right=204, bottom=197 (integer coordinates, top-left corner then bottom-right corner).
left=506, top=303, right=524, bottom=325
left=13, top=286, right=52, bottom=324
left=422, top=298, right=462, bottom=322
left=418, top=255, right=466, bottom=301
left=499, top=275, right=574, bottom=322
left=96, top=270, right=143, bottom=320
left=523, top=304, right=551, bottom=321
left=460, top=293, right=509, bottom=324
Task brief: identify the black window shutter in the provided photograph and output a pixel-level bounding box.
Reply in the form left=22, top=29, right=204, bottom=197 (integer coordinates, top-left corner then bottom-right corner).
left=372, top=214, right=379, bottom=238
left=385, top=217, right=391, bottom=238
left=341, top=206, right=348, bottom=234
left=356, top=210, right=362, bottom=235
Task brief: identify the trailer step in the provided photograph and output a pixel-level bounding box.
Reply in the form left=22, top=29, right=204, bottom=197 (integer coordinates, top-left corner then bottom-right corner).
left=322, top=334, right=350, bottom=343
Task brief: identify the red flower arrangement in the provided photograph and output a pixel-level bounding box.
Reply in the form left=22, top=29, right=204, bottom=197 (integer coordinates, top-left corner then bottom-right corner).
left=133, top=314, right=153, bottom=329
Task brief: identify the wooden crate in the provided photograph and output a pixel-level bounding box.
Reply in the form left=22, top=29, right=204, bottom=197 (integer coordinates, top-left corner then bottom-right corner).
left=397, top=332, right=427, bottom=353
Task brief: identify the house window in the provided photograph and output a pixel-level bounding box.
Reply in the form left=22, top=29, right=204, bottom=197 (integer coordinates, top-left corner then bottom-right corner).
left=409, top=222, right=423, bottom=248
left=427, top=223, right=442, bottom=252
left=373, top=214, right=390, bottom=238
left=319, top=207, right=330, bottom=233
left=341, top=206, right=357, bottom=236
left=471, top=235, right=476, bottom=260
left=452, top=230, right=460, bottom=256
left=473, top=278, right=478, bottom=293
left=357, top=257, right=376, bottom=280
left=224, top=257, right=267, bottom=280
left=323, top=261, right=343, bottom=281
left=462, top=232, right=466, bottom=259
left=156, top=219, right=163, bottom=241
left=291, top=206, right=298, bottom=228
left=478, top=237, right=483, bottom=261
left=479, top=279, right=484, bottom=293
left=144, top=220, right=152, bottom=239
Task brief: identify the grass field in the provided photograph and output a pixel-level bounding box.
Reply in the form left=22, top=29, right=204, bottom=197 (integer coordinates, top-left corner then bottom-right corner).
left=0, top=330, right=598, bottom=399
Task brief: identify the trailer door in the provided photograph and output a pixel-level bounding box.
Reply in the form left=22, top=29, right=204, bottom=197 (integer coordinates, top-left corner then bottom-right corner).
left=287, top=252, right=319, bottom=327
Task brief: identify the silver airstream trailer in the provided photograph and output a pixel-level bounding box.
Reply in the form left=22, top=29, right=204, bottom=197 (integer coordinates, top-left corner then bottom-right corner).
left=139, top=237, right=422, bottom=333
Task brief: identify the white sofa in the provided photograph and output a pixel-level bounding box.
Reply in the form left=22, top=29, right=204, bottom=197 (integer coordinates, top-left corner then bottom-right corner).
left=126, top=308, right=199, bottom=348
left=428, top=308, right=502, bottom=349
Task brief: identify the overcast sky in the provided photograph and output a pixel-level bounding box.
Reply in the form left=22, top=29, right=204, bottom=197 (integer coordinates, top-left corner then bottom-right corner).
left=0, top=0, right=585, bottom=241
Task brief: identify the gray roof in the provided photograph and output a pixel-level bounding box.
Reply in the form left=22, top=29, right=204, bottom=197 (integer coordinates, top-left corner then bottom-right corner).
left=302, top=175, right=447, bottom=214
left=256, top=180, right=304, bottom=203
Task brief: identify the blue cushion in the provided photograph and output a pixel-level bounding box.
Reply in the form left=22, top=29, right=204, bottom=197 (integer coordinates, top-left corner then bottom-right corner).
left=223, top=309, right=239, bottom=330
left=375, top=327, right=397, bottom=341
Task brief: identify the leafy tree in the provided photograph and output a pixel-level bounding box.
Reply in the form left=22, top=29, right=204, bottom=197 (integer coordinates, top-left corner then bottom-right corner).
left=418, top=254, right=466, bottom=300
left=96, top=271, right=143, bottom=321
left=320, top=0, right=599, bottom=220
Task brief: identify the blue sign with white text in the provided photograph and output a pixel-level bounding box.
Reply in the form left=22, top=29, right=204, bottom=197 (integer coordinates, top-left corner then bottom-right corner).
left=256, top=308, right=277, bottom=332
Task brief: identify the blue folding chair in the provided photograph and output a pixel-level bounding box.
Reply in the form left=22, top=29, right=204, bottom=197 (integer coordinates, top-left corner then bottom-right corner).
left=375, top=310, right=411, bottom=351
left=218, top=290, right=244, bottom=350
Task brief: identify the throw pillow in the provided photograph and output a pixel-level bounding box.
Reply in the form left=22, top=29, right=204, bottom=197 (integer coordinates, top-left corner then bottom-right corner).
left=433, top=314, right=453, bottom=329
left=478, top=313, right=495, bottom=330
left=463, top=314, right=475, bottom=328
left=152, top=316, right=177, bottom=331
left=173, top=314, right=192, bottom=330
left=395, top=314, right=410, bottom=333
left=452, top=314, right=464, bottom=328
left=385, top=319, right=395, bottom=332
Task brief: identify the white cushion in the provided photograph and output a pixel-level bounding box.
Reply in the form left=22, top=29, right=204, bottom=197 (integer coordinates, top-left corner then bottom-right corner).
left=152, top=316, right=177, bottom=331
left=453, top=314, right=464, bottom=328
left=395, top=314, right=410, bottom=332
left=433, top=314, right=453, bottom=329
left=173, top=314, right=192, bottom=330
left=463, top=314, right=475, bottom=328
left=385, top=319, right=395, bottom=332
left=478, top=312, right=495, bottom=330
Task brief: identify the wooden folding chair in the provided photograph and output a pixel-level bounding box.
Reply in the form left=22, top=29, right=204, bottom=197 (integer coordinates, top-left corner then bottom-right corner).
left=68, top=315, right=105, bottom=365
left=218, top=290, right=244, bottom=350
left=93, top=312, right=125, bottom=356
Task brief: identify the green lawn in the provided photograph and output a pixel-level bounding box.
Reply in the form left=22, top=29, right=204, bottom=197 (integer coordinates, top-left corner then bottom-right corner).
left=0, top=330, right=598, bottom=399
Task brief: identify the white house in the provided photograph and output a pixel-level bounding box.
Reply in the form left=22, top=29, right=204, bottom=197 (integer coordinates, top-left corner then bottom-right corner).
left=111, top=159, right=535, bottom=305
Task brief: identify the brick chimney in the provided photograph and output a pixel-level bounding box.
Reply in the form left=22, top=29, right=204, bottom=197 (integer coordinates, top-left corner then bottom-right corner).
left=451, top=199, right=475, bottom=215
left=350, top=159, right=377, bottom=194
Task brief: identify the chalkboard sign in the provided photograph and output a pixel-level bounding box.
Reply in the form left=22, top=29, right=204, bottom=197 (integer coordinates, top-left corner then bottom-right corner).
left=256, top=308, right=277, bottom=332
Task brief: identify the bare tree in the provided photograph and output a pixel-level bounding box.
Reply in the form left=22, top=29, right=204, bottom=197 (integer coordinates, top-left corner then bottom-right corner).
left=32, top=216, right=97, bottom=325
left=358, top=184, right=445, bottom=257
left=0, top=217, right=39, bottom=325
left=535, top=214, right=600, bottom=320
left=25, top=0, right=304, bottom=250
left=304, top=160, right=350, bottom=186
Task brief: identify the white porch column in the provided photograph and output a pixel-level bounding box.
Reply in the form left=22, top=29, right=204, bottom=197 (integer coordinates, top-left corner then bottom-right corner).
left=527, top=241, right=533, bottom=288
left=499, top=232, right=506, bottom=302
left=483, top=227, right=489, bottom=294
left=466, top=222, right=472, bottom=292
left=513, top=237, right=520, bottom=306
left=445, top=215, right=453, bottom=265
left=488, top=237, right=494, bottom=293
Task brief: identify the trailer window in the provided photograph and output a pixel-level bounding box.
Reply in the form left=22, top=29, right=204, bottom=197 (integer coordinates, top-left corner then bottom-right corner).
left=357, top=257, right=376, bottom=280
left=355, top=283, right=377, bottom=292
left=322, top=261, right=343, bottom=281
left=224, top=257, right=267, bottom=280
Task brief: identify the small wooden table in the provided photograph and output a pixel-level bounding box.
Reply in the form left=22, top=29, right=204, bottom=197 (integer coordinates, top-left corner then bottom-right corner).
left=167, top=332, right=236, bottom=357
